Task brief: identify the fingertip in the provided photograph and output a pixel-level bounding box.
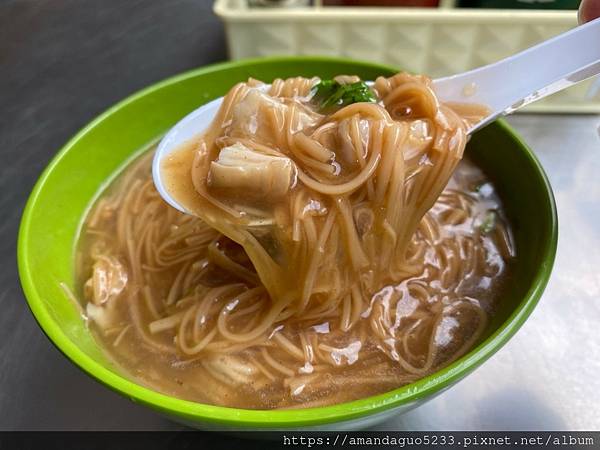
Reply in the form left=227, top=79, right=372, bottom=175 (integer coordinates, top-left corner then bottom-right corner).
left=579, top=0, right=600, bottom=24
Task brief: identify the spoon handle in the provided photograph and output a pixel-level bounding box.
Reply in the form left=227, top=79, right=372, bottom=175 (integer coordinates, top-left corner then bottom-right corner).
left=433, top=17, right=600, bottom=133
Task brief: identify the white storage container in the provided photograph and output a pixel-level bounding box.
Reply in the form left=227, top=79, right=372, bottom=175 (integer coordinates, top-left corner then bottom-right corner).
left=214, top=0, right=600, bottom=112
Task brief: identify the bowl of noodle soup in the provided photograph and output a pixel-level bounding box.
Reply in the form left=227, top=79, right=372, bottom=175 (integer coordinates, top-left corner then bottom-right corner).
left=18, top=57, right=557, bottom=430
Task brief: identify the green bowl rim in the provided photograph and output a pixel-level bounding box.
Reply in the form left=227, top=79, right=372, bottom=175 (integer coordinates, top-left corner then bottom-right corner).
left=17, top=56, right=558, bottom=428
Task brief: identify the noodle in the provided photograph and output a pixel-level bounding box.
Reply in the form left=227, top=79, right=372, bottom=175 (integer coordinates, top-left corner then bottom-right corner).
left=74, top=73, right=515, bottom=409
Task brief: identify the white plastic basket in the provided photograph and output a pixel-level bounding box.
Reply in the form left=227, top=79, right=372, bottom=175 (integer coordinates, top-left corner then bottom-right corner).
left=214, top=0, right=600, bottom=113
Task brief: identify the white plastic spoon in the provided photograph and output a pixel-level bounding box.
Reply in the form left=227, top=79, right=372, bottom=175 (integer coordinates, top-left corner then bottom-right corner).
left=153, top=17, right=600, bottom=213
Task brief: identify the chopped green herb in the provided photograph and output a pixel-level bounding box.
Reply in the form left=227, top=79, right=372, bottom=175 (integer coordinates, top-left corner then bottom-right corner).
left=313, top=79, right=338, bottom=101
left=312, top=79, right=376, bottom=111
left=480, top=211, right=497, bottom=234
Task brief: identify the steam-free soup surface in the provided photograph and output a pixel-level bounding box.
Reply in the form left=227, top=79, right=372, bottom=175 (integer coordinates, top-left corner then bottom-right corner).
left=76, top=74, right=514, bottom=409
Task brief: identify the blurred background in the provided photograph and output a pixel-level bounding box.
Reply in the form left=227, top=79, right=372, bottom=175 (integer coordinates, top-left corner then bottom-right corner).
left=2, top=0, right=599, bottom=431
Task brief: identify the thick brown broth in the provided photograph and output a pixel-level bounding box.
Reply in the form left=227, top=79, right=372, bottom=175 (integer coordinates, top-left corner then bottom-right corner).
left=77, top=149, right=514, bottom=409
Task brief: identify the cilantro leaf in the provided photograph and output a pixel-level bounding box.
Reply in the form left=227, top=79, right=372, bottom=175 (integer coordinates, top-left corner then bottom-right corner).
left=312, top=80, right=376, bottom=111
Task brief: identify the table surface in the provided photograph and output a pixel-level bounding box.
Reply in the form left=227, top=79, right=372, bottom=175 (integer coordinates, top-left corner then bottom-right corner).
left=1, top=0, right=599, bottom=431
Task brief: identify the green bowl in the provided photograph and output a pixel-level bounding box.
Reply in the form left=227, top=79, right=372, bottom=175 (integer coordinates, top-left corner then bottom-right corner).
left=17, top=56, right=557, bottom=430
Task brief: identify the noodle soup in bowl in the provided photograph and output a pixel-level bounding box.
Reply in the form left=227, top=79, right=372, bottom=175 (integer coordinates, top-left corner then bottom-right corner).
left=18, top=57, right=557, bottom=430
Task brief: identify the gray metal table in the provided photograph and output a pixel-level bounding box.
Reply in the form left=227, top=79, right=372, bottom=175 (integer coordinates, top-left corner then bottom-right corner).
left=1, top=0, right=598, bottom=431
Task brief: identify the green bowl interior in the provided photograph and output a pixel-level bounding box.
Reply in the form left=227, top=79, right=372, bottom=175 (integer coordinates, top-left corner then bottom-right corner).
left=467, top=127, right=556, bottom=335
left=18, top=57, right=557, bottom=428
